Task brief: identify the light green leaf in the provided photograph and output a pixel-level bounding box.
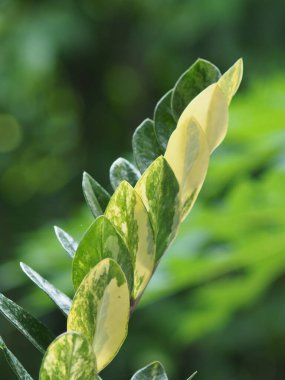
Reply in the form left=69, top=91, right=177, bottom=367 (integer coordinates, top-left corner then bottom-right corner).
left=72, top=215, right=134, bottom=295
left=135, top=156, right=180, bottom=261
left=132, top=119, right=162, bottom=173
left=110, top=157, right=141, bottom=190
left=105, top=181, right=156, bottom=299
left=54, top=226, right=78, bottom=258
left=82, top=172, right=111, bottom=218
left=165, top=118, right=210, bottom=220
left=0, top=336, right=33, bottom=380
left=0, top=293, right=54, bottom=354
left=20, top=262, right=71, bottom=316
left=131, top=361, right=168, bottom=380
left=39, top=332, right=98, bottom=380
left=153, top=90, right=176, bottom=151
left=67, top=258, right=130, bottom=372
left=171, top=58, right=221, bottom=121
left=187, top=372, right=197, bottom=380
left=218, top=58, right=243, bottom=104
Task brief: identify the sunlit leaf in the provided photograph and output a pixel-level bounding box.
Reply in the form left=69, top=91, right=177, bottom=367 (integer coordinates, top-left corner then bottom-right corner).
left=72, top=215, right=134, bottom=295
left=171, top=58, right=221, bottom=121
left=0, top=336, right=33, bottom=380
left=0, top=293, right=54, bottom=354
left=67, top=259, right=130, bottom=372
left=165, top=118, right=209, bottom=220
left=20, top=262, right=71, bottom=316
left=131, top=361, right=168, bottom=380
left=105, top=181, right=156, bottom=299
left=132, top=119, right=162, bottom=173
left=135, top=156, right=180, bottom=261
left=110, top=157, right=141, bottom=190
left=54, top=226, right=78, bottom=258
left=187, top=371, right=197, bottom=380
left=82, top=172, right=111, bottom=218
left=154, top=90, right=176, bottom=151
left=218, top=58, right=243, bottom=104
left=39, top=332, right=98, bottom=380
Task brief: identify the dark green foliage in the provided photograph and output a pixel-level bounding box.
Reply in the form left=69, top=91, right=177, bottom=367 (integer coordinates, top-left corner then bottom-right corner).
left=109, top=157, right=141, bottom=189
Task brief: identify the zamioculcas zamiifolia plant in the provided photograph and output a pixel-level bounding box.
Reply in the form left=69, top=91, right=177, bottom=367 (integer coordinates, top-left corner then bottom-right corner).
left=0, top=58, right=243, bottom=379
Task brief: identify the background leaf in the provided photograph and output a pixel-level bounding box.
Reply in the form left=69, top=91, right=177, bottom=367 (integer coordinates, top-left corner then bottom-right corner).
left=131, top=361, right=168, bottom=380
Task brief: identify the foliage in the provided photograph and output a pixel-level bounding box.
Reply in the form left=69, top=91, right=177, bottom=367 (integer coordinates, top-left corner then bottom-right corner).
left=0, top=59, right=242, bottom=379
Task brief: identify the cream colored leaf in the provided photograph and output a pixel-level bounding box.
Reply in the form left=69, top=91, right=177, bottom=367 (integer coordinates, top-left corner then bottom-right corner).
left=218, top=58, right=243, bottom=104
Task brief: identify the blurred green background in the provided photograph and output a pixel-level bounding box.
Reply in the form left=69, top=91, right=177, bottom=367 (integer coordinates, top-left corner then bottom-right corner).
left=0, top=0, right=285, bottom=379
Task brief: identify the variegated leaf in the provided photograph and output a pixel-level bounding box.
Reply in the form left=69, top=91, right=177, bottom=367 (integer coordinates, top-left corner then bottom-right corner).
left=131, top=361, right=168, bottom=380
left=39, top=332, right=98, bottom=380
left=54, top=226, right=78, bottom=258
left=67, top=259, right=130, bottom=372
left=110, top=157, right=141, bottom=190
left=82, top=172, right=111, bottom=218
left=135, top=156, right=180, bottom=261
left=72, top=215, right=134, bottom=296
left=165, top=118, right=210, bottom=220
left=218, top=58, right=243, bottom=104
left=176, top=83, right=228, bottom=153
left=0, top=293, right=54, bottom=354
left=105, top=181, right=156, bottom=299
left=171, top=58, right=221, bottom=121
left=0, top=336, right=33, bottom=380
left=20, top=262, right=71, bottom=316
left=132, top=119, right=162, bottom=173
left=153, top=90, right=176, bottom=151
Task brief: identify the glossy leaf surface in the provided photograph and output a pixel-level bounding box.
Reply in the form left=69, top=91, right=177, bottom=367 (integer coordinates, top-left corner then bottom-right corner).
left=72, top=215, right=134, bottom=294
left=67, top=259, right=130, bottom=372
left=20, top=262, right=71, bottom=316
left=110, top=157, right=141, bottom=190
left=39, top=332, right=98, bottom=380
left=0, top=293, right=54, bottom=354
left=218, top=58, right=243, bottom=104
left=105, top=181, right=155, bottom=299
left=54, top=226, right=78, bottom=258
left=131, top=361, right=168, bottom=380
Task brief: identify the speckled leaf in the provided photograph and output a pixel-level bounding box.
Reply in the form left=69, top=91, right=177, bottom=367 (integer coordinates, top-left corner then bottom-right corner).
left=171, top=58, right=221, bottom=121
left=105, top=181, right=155, bottom=299
left=218, top=58, right=243, bottom=104
left=72, top=215, right=134, bottom=295
left=39, top=332, right=98, bottom=380
left=20, top=262, right=71, bottom=317
left=132, top=119, right=162, bottom=173
left=110, top=157, right=141, bottom=190
left=54, top=226, right=78, bottom=258
left=165, top=118, right=210, bottom=221
left=0, top=336, right=33, bottom=380
left=0, top=293, right=54, bottom=354
left=67, top=258, right=130, bottom=372
left=82, top=172, right=111, bottom=218
left=135, top=156, right=180, bottom=261
left=131, top=361, right=168, bottom=380
left=154, top=90, right=176, bottom=151
left=187, top=372, right=197, bottom=380
left=175, top=82, right=228, bottom=153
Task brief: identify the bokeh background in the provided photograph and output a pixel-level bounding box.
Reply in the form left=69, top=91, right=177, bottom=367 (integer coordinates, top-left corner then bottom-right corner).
left=0, top=0, right=285, bottom=379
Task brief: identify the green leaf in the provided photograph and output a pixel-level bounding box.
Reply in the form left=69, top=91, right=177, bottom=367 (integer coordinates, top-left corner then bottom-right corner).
left=165, top=118, right=210, bottom=220
left=171, top=58, right=221, bottom=121
left=153, top=90, right=176, bottom=151
left=132, top=119, right=162, bottom=173
left=54, top=226, right=78, bottom=258
left=20, top=262, right=71, bottom=316
left=110, top=157, right=141, bottom=190
left=0, top=293, right=54, bottom=354
left=187, top=372, right=197, bottom=380
left=72, top=215, right=134, bottom=295
left=218, top=58, right=243, bottom=104
left=67, top=258, right=130, bottom=372
left=135, top=156, right=180, bottom=261
left=82, top=171, right=111, bottom=218
left=39, top=332, right=99, bottom=380
left=105, top=181, right=156, bottom=299
left=0, top=336, right=33, bottom=380
left=131, top=361, right=168, bottom=380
